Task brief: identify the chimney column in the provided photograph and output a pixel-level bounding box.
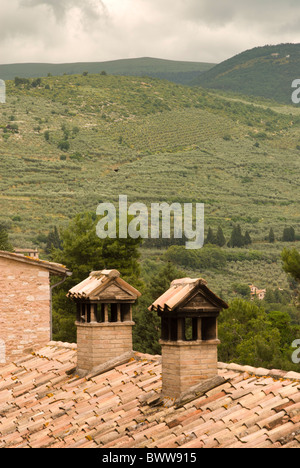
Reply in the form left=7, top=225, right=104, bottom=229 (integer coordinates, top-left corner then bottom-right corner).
left=67, top=270, right=141, bottom=376
left=149, top=277, right=228, bottom=400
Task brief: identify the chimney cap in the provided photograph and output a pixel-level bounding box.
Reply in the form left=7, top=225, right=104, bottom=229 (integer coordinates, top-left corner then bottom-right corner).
left=90, top=269, right=120, bottom=279
left=149, top=277, right=228, bottom=313
left=67, top=269, right=141, bottom=302
left=171, top=277, right=207, bottom=287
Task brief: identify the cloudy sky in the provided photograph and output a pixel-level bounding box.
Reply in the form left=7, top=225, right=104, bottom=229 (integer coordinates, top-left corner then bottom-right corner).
left=1, top=0, right=300, bottom=65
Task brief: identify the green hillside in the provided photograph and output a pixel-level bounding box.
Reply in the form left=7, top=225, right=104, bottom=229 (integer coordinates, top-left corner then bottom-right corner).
left=1, top=72, right=300, bottom=299
left=0, top=57, right=215, bottom=86
left=194, top=43, right=300, bottom=104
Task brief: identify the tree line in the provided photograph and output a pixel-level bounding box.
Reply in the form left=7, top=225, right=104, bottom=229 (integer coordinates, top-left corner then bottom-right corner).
left=47, top=213, right=300, bottom=372
left=1, top=213, right=300, bottom=371
left=205, top=224, right=252, bottom=248
left=14, top=76, right=42, bottom=88
left=206, top=224, right=298, bottom=247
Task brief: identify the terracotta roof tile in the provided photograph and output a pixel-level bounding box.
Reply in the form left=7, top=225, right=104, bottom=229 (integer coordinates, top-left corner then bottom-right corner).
left=180, top=438, right=205, bottom=449
left=289, top=392, right=300, bottom=405
left=287, top=403, right=300, bottom=423
left=268, top=421, right=298, bottom=445
left=283, top=439, right=300, bottom=448
left=257, top=411, right=287, bottom=431
left=1, top=342, right=300, bottom=448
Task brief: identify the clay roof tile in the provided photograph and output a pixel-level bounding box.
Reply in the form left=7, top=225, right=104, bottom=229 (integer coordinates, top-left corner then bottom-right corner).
left=1, top=343, right=300, bottom=448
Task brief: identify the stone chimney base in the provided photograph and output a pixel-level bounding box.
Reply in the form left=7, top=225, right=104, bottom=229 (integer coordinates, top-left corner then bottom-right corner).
left=160, top=340, right=220, bottom=399
left=76, top=321, right=134, bottom=375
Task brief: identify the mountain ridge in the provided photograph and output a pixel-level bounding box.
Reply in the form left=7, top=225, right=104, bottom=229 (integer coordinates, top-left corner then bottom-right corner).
left=0, top=57, right=215, bottom=86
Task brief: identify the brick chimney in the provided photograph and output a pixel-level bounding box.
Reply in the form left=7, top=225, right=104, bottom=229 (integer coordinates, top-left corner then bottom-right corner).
left=149, top=278, right=228, bottom=399
left=67, top=270, right=141, bottom=375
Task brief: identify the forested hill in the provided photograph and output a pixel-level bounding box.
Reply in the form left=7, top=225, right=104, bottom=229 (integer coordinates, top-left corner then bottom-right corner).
left=194, top=43, right=300, bottom=104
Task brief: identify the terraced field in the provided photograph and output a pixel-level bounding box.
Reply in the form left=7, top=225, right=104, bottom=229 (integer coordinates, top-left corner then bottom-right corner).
left=1, top=73, right=300, bottom=298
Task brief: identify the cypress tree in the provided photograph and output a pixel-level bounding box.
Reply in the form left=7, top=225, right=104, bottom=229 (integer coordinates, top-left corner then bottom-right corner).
left=244, top=231, right=252, bottom=246
left=46, top=226, right=62, bottom=254
left=216, top=226, right=226, bottom=247
left=283, top=227, right=295, bottom=242
left=205, top=227, right=216, bottom=245
left=268, top=228, right=275, bottom=243
left=0, top=224, right=13, bottom=252
left=229, top=224, right=244, bottom=248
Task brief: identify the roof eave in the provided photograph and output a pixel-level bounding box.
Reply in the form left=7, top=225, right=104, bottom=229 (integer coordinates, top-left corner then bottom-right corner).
left=0, top=250, right=71, bottom=277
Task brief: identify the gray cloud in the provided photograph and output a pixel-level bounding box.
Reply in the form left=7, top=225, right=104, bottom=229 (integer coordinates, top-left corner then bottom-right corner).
left=0, top=0, right=300, bottom=64
left=22, top=0, right=109, bottom=27
left=142, top=0, right=300, bottom=28
left=0, top=0, right=111, bottom=63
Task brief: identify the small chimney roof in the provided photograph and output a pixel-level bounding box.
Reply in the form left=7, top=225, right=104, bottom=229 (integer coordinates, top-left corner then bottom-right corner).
left=149, top=277, right=228, bottom=313
left=67, top=269, right=141, bottom=302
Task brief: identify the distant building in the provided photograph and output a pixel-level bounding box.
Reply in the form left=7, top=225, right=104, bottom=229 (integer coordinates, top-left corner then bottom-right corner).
left=249, top=284, right=266, bottom=301
left=14, top=248, right=39, bottom=259
left=0, top=80, right=5, bottom=103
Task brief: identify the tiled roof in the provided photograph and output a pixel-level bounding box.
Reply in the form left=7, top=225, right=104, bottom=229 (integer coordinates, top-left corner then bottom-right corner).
left=1, top=342, right=300, bottom=448
left=149, top=277, right=228, bottom=312
left=0, top=251, right=71, bottom=277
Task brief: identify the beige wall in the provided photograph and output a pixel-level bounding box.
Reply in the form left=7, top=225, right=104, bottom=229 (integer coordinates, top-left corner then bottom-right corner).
left=0, top=257, right=51, bottom=364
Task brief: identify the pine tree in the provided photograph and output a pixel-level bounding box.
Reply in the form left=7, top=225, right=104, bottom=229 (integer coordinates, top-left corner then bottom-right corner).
left=133, top=262, right=184, bottom=355
left=282, top=248, right=300, bottom=282
left=50, top=212, right=143, bottom=343
left=149, top=261, right=185, bottom=300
